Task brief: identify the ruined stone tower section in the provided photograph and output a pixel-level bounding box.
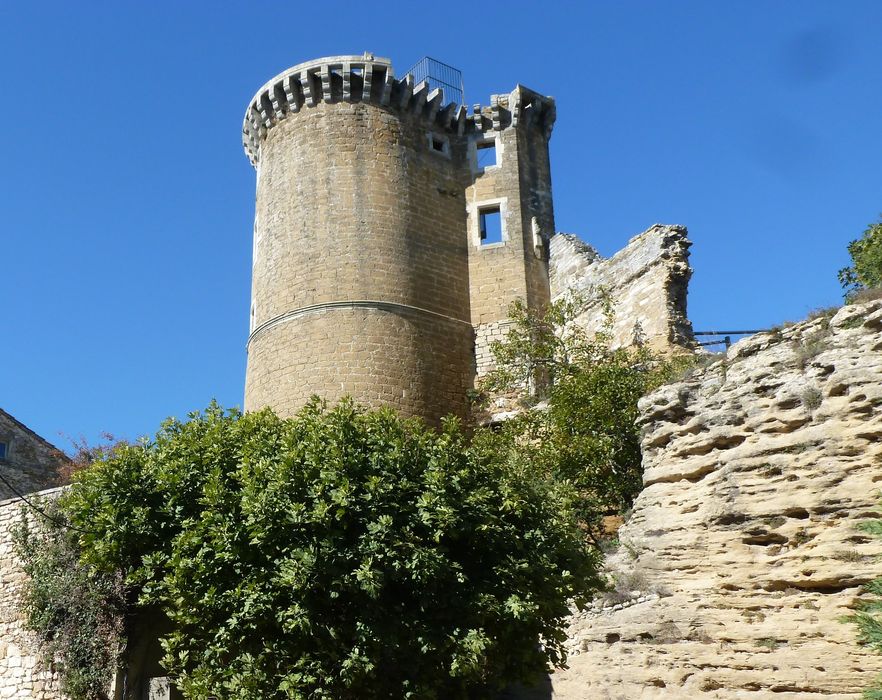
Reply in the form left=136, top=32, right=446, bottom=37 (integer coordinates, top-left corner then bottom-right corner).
left=549, top=225, right=694, bottom=351
left=242, top=55, right=477, bottom=423
left=465, top=87, right=557, bottom=376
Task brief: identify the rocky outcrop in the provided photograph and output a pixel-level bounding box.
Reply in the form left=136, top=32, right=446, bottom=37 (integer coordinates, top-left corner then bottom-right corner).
left=553, top=299, right=882, bottom=698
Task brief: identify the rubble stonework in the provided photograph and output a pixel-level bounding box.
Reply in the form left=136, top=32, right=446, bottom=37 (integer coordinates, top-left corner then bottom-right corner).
left=551, top=300, right=882, bottom=698
left=0, top=490, right=64, bottom=700
left=549, top=224, right=694, bottom=352
left=0, top=409, right=67, bottom=500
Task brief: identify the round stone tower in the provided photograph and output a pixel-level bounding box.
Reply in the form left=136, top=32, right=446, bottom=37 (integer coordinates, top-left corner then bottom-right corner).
left=242, top=54, right=476, bottom=423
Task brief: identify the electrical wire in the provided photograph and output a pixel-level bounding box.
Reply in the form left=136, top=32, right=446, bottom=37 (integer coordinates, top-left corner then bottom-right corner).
left=0, top=468, right=96, bottom=534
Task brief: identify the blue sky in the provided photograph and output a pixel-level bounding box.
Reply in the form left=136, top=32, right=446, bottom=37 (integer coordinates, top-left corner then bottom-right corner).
left=2, top=1, right=880, bottom=447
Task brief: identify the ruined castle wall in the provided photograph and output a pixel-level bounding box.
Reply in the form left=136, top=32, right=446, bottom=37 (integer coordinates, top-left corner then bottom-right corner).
left=0, top=490, right=64, bottom=700
left=467, top=125, right=531, bottom=327
left=552, top=300, right=882, bottom=698
left=468, top=88, right=555, bottom=377
left=244, top=60, right=475, bottom=423
left=549, top=224, right=693, bottom=351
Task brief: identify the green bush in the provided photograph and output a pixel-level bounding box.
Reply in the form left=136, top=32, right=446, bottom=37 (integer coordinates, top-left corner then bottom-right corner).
left=20, top=400, right=601, bottom=699
left=481, top=294, right=673, bottom=540
left=839, top=218, right=882, bottom=300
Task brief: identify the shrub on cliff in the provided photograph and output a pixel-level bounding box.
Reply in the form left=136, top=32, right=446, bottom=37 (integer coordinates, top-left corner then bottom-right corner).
left=848, top=510, right=882, bottom=699
left=17, top=400, right=600, bottom=699
left=839, top=217, right=882, bottom=300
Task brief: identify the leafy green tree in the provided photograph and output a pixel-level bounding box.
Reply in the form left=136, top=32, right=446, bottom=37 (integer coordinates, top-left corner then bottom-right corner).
left=481, top=294, right=675, bottom=540
left=19, top=400, right=601, bottom=700
left=839, top=218, right=882, bottom=299
left=480, top=293, right=609, bottom=399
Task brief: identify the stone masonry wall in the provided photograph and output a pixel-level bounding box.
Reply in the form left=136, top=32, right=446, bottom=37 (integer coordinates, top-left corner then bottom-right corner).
left=467, top=87, right=555, bottom=382
left=474, top=320, right=513, bottom=378
left=466, top=87, right=554, bottom=327
left=247, top=306, right=475, bottom=425
left=245, top=89, right=474, bottom=424
left=0, top=490, right=64, bottom=700
left=0, top=409, right=66, bottom=501
left=549, top=224, right=694, bottom=351
left=551, top=299, right=882, bottom=698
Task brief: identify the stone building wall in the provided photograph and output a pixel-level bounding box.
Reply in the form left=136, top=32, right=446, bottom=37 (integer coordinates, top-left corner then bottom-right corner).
left=466, top=88, right=554, bottom=326
left=243, top=56, right=476, bottom=424
left=0, top=489, right=64, bottom=700
left=551, top=299, right=882, bottom=698
left=242, top=55, right=559, bottom=420
left=467, top=87, right=555, bottom=378
left=0, top=409, right=67, bottom=501
left=247, top=307, right=475, bottom=425
left=549, top=224, right=694, bottom=352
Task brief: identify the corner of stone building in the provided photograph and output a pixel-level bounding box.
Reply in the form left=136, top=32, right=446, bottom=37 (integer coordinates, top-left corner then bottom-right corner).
left=0, top=409, right=70, bottom=501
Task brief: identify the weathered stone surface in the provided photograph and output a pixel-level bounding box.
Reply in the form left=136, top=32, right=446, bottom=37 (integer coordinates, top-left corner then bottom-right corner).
left=0, top=490, right=64, bottom=700
left=0, top=409, right=67, bottom=500
left=552, top=300, right=882, bottom=698
left=243, top=55, right=557, bottom=423
left=549, top=225, right=694, bottom=351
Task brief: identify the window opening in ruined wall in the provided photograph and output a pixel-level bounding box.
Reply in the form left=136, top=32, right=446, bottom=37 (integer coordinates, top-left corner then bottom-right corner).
left=479, top=207, right=503, bottom=245
left=0, top=441, right=7, bottom=461
left=476, top=138, right=497, bottom=169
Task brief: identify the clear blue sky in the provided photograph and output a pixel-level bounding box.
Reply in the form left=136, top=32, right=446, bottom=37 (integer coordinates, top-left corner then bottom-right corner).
left=2, top=1, right=880, bottom=448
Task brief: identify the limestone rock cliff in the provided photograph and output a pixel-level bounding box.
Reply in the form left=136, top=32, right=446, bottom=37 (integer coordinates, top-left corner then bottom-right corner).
left=553, top=299, right=882, bottom=698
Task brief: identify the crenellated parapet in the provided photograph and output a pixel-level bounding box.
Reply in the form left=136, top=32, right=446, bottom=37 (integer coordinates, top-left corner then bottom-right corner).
left=242, top=54, right=556, bottom=166
left=468, top=85, right=556, bottom=138
left=243, top=54, right=462, bottom=166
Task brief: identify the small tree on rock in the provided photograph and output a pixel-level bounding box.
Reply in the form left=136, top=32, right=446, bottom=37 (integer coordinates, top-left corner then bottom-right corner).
left=839, top=217, right=882, bottom=300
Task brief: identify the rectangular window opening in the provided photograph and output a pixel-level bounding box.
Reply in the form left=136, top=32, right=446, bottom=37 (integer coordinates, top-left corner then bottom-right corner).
left=477, top=140, right=497, bottom=168
left=0, top=442, right=7, bottom=461
left=430, top=134, right=448, bottom=154
left=479, top=207, right=503, bottom=245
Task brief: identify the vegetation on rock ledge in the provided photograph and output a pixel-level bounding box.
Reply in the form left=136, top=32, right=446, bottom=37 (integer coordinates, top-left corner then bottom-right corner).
left=848, top=508, right=882, bottom=699
left=839, top=217, right=882, bottom=301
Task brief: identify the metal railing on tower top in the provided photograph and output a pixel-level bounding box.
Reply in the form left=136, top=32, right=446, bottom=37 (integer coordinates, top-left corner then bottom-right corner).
left=405, top=57, right=464, bottom=107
